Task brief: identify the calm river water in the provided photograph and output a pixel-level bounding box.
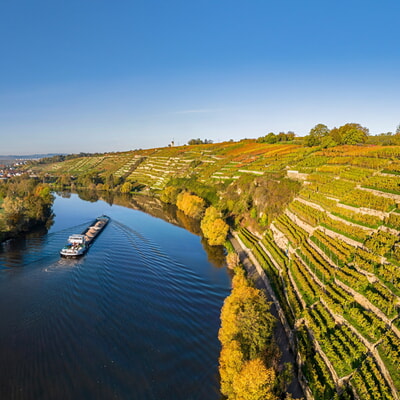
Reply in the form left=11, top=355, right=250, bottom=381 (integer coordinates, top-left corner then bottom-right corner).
left=0, top=193, right=231, bottom=400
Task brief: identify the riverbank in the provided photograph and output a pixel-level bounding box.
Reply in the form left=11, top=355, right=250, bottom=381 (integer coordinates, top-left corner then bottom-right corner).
left=0, top=219, right=51, bottom=244
left=229, top=233, right=304, bottom=399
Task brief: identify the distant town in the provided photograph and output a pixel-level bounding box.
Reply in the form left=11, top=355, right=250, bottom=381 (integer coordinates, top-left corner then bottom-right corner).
left=0, top=162, right=26, bottom=180
left=0, top=153, right=64, bottom=180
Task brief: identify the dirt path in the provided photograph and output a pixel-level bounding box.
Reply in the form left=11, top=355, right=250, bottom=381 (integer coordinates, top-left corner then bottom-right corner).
left=230, top=235, right=305, bottom=399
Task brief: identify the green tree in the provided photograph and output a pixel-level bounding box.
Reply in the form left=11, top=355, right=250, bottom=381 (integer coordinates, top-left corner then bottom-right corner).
left=188, top=138, right=213, bottom=145
left=257, top=133, right=276, bottom=144
left=56, top=174, right=71, bottom=189
left=105, top=173, right=116, bottom=189
left=286, top=131, right=295, bottom=141
left=329, top=126, right=342, bottom=144
left=2, top=196, right=25, bottom=230
left=320, top=135, right=338, bottom=148
left=396, top=124, right=400, bottom=135
left=306, top=123, right=330, bottom=146
left=277, top=132, right=287, bottom=142
left=330, top=123, right=369, bottom=145
left=339, top=123, right=369, bottom=144
left=1, top=181, right=53, bottom=232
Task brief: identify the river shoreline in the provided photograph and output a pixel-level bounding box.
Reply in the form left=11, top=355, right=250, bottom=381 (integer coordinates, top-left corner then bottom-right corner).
left=229, top=233, right=305, bottom=399
left=0, top=219, right=52, bottom=245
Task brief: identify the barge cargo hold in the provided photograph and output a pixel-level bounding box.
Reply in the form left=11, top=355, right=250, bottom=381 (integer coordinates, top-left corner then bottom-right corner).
left=60, top=215, right=110, bottom=257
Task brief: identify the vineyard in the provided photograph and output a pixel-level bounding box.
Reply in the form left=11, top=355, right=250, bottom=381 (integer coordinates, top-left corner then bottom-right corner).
left=237, top=158, right=400, bottom=398
left=226, top=144, right=400, bottom=399
left=24, top=141, right=400, bottom=399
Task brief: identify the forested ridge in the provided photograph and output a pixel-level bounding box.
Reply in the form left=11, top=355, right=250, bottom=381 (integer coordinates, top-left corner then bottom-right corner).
left=16, top=138, right=400, bottom=399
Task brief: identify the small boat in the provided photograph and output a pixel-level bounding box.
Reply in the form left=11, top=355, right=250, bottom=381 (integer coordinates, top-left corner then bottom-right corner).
left=60, top=215, right=110, bottom=257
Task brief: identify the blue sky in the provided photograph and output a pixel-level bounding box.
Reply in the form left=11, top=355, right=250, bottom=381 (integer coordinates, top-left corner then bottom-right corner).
left=1, top=0, right=399, bottom=154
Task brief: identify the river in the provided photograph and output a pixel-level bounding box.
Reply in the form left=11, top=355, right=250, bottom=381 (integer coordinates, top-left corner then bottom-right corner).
left=0, top=193, right=231, bottom=400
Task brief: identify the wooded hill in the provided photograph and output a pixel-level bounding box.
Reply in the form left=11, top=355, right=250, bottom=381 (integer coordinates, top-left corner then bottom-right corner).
left=26, top=140, right=400, bottom=400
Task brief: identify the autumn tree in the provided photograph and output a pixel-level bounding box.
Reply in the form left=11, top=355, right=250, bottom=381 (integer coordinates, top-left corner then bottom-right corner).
left=176, top=191, right=206, bottom=219
left=219, top=340, right=244, bottom=398
left=120, top=182, right=133, bottom=193
left=231, top=267, right=250, bottom=289
left=219, top=270, right=275, bottom=358
left=219, top=267, right=277, bottom=399
left=201, top=206, right=229, bottom=246
left=233, top=286, right=275, bottom=359
left=160, top=186, right=181, bottom=204
left=232, top=358, right=277, bottom=400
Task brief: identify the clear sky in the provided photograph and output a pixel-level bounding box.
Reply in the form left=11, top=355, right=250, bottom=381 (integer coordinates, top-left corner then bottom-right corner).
left=1, top=0, right=399, bottom=155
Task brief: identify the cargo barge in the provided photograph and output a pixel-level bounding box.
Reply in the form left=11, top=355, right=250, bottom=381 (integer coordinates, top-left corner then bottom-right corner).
left=60, top=215, right=110, bottom=257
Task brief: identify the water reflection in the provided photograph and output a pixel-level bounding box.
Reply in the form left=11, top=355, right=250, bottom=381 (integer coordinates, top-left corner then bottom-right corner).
left=76, top=189, right=99, bottom=202
left=73, top=190, right=227, bottom=268
left=0, top=226, right=50, bottom=268
left=201, top=237, right=227, bottom=268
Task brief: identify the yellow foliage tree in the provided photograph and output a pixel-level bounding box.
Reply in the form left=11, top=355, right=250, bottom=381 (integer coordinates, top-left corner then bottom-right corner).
left=232, top=358, right=277, bottom=400
left=219, top=340, right=244, bottom=398
left=219, top=268, right=274, bottom=359
left=176, top=192, right=206, bottom=219
left=219, top=266, right=278, bottom=399
left=120, top=182, right=133, bottom=193
left=160, top=186, right=181, bottom=204
left=219, top=284, right=274, bottom=358
left=231, top=267, right=249, bottom=289
left=201, top=206, right=229, bottom=246
left=219, top=269, right=251, bottom=346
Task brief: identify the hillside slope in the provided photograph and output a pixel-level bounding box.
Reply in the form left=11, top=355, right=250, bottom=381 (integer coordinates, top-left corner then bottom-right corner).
left=27, top=141, right=400, bottom=399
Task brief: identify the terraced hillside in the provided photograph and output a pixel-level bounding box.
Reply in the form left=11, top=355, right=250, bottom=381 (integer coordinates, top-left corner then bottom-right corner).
left=27, top=141, right=400, bottom=399
left=235, top=145, right=400, bottom=400
left=28, top=140, right=310, bottom=186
